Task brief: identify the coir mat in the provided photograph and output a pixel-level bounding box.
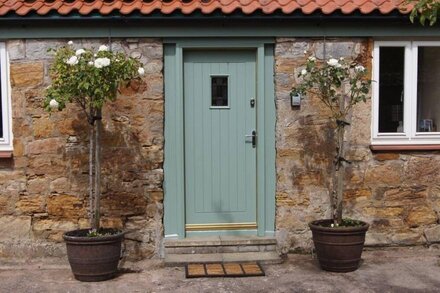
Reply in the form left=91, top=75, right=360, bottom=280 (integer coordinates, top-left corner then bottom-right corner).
left=185, top=262, right=265, bottom=278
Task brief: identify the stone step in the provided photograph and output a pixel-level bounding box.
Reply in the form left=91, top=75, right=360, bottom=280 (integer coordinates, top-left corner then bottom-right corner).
left=164, top=236, right=278, bottom=254
left=164, top=251, right=283, bottom=267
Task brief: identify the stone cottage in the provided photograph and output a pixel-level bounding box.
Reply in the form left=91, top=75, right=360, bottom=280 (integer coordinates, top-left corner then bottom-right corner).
left=0, top=0, right=439, bottom=262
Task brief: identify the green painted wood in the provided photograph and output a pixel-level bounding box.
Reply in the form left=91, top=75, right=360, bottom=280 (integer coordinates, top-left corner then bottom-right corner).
left=163, top=44, right=185, bottom=238
left=164, top=39, right=276, bottom=239
left=0, top=23, right=439, bottom=38
left=183, top=50, right=257, bottom=227
left=163, top=44, right=178, bottom=238
left=264, top=44, right=276, bottom=235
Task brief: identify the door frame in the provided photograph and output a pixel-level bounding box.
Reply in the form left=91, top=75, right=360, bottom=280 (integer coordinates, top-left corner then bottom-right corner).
left=163, top=38, right=276, bottom=239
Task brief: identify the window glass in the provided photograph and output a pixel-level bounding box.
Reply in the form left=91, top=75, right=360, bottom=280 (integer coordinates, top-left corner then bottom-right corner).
left=211, top=76, right=228, bottom=107
left=417, top=46, right=440, bottom=132
left=378, top=47, right=405, bottom=133
left=0, top=64, right=2, bottom=138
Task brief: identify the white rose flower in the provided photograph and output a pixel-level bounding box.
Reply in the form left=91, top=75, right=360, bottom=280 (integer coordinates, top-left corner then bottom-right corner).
left=138, top=67, right=145, bottom=76
left=301, top=69, right=307, bottom=76
left=67, top=40, right=73, bottom=46
left=98, top=45, right=108, bottom=52
left=88, top=61, right=94, bottom=66
left=94, top=57, right=111, bottom=68
left=49, top=99, right=59, bottom=110
left=339, top=57, right=345, bottom=61
left=308, top=56, right=316, bottom=62
left=355, top=65, right=366, bottom=72
left=303, top=50, right=307, bottom=54
left=66, top=55, right=78, bottom=65
left=327, top=58, right=339, bottom=67
left=75, top=49, right=86, bottom=56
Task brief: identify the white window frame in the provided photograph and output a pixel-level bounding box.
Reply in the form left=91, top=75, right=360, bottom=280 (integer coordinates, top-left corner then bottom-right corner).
left=372, top=40, right=440, bottom=145
left=0, top=43, right=12, bottom=151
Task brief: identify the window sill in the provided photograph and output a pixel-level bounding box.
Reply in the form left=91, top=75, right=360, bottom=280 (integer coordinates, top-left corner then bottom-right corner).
left=370, top=144, right=440, bottom=151
left=0, top=151, right=13, bottom=158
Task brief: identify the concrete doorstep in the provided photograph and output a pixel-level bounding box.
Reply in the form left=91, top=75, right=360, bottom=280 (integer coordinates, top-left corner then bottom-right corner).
left=0, top=246, right=440, bottom=293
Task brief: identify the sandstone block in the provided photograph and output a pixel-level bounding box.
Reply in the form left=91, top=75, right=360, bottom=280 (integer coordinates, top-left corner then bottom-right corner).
left=27, top=138, right=64, bottom=155
left=27, top=177, right=49, bottom=194
left=16, top=195, right=45, bottom=214
left=49, top=177, right=69, bottom=194
left=100, top=217, right=123, bottom=229
left=406, top=206, right=438, bottom=228
left=47, top=194, right=86, bottom=219
left=363, top=206, right=404, bottom=218
left=148, top=191, right=163, bottom=202
left=13, top=138, right=25, bottom=157
left=314, top=41, right=358, bottom=59
left=25, top=40, right=63, bottom=60
left=33, top=117, right=55, bottom=138
left=424, top=225, right=440, bottom=243
left=33, top=219, right=77, bottom=242
left=7, top=40, right=25, bottom=60
left=0, top=216, right=31, bottom=241
left=28, top=155, right=66, bottom=176
left=10, top=62, right=44, bottom=87
left=374, top=153, right=400, bottom=161
left=364, top=163, right=402, bottom=186
left=404, top=157, right=440, bottom=185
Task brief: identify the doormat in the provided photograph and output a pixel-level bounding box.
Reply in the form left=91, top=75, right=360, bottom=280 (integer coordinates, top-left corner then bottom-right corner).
left=185, top=262, right=265, bottom=278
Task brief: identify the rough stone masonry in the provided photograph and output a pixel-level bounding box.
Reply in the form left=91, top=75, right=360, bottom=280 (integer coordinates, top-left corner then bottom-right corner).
left=0, top=37, right=439, bottom=260
left=0, top=38, right=164, bottom=260
left=275, top=38, right=440, bottom=253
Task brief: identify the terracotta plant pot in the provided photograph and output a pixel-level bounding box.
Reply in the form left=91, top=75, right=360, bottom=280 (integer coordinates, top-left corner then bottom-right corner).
left=63, top=229, right=124, bottom=282
left=309, top=219, right=369, bottom=272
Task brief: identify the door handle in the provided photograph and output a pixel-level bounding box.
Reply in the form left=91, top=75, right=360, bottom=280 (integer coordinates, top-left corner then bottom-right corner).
left=245, top=130, right=257, bottom=148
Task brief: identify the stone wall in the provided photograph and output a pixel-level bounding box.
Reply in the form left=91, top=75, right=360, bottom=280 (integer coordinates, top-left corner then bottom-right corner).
left=0, top=38, right=164, bottom=260
left=2, top=37, right=440, bottom=259
left=275, top=38, right=440, bottom=252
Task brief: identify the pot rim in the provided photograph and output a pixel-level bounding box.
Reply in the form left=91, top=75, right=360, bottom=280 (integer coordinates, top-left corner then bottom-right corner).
left=309, top=219, right=369, bottom=232
left=63, top=228, right=125, bottom=242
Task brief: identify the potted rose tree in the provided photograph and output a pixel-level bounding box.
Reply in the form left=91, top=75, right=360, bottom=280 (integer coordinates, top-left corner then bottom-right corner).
left=45, top=41, right=144, bottom=281
left=291, top=55, right=372, bottom=272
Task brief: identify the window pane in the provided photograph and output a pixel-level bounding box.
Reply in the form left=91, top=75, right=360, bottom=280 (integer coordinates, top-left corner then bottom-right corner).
left=211, top=76, right=228, bottom=107
left=0, top=64, right=2, bottom=138
left=378, top=47, right=405, bottom=133
left=417, top=46, right=440, bottom=132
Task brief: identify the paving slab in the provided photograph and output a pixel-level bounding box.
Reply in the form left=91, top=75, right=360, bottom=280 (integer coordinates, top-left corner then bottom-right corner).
left=1, top=246, right=440, bottom=293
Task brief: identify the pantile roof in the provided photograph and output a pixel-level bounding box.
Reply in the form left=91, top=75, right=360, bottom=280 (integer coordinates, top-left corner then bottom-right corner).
left=0, top=0, right=411, bottom=17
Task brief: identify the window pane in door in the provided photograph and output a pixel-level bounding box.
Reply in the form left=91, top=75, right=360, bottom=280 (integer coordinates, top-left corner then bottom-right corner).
left=417, top=46, right=440, bottom=132
left=211, top=76, right=228, bottom=107
left=0, top=65, right=2, bottom=138
left=378, top=47, right=405, bottom=133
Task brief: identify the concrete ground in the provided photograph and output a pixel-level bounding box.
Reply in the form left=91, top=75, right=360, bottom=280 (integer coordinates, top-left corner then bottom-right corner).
left=1, top=246, right=440, bottom=293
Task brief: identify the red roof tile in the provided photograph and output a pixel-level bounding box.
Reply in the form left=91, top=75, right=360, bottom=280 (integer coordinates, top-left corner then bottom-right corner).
left=0, top=0, right=412, bottom=17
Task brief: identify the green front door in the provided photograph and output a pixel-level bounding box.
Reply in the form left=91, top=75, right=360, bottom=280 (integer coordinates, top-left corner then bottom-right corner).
left=183, top=50, right=257, bottom=236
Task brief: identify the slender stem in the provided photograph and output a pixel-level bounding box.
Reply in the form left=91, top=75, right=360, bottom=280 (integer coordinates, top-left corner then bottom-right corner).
left=332, top=95, right=346, bottom=225
left=334, top=124, right=345, bottom=225
left=93, top=109, right=102, bottom=230
left=89, top=124, right=95, bottom=229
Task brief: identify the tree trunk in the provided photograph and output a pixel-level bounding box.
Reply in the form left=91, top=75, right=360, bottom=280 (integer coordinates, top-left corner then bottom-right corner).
left=93, top=109, right=102, bottom=230
left=334, top=125, right=345, bottom=225
left=89, top=125, right=95, bottom=229
left=332, top=95, right=347, bottom=226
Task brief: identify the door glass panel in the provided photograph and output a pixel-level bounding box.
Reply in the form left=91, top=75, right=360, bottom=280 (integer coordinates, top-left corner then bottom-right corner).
left=211, top=76, right=228, bottom=107
left=378, top=47, right=405, bottom=133
left=417, top=46, right=440, bottom=132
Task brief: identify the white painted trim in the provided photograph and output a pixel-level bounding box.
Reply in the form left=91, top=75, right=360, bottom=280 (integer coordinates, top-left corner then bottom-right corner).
left=372, top=40, right=440, bottom=145
left=0, top=43, right=12, bottom=151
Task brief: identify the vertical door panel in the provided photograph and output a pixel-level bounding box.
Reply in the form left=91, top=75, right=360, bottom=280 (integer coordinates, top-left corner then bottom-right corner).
left=184, top=50, right=257, bottom=227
